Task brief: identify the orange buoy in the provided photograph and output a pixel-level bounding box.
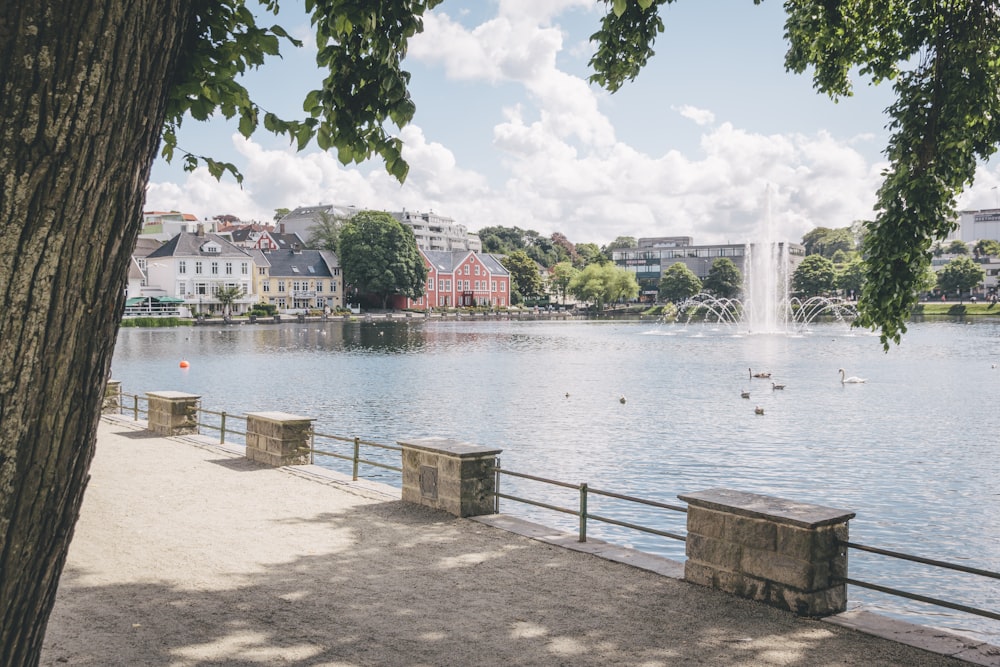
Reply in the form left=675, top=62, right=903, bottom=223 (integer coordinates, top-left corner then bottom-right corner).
left=179, top=360, right=190, bottom=368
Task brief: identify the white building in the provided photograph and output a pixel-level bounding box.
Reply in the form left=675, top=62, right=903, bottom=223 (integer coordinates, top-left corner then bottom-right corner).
left=392, top=209, right=482, bottom=252
left=276, top=204, right=482, bottom=252
left=143, top=230, right=256, bottom=316
left=954, top=208, right=1000, bottom=243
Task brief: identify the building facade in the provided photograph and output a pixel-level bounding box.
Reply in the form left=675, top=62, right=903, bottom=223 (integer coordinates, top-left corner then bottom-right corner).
left=144, top=230, right=255, bottom=315
left=611, top=236, right=805, bottom=297
left=277, top=204, right=482, bottom=253
left=250, top=248, right=343, bottom=312
left=400, top=250, right=509, bottom=309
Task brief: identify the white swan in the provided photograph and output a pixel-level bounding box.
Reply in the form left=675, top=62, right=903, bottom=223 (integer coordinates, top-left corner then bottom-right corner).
left=839, top=368, right=867, bottom=384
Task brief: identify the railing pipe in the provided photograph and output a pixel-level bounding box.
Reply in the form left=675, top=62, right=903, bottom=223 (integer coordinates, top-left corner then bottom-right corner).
left=132, top=394, right=138, bottom=421
left=579, top=483, right=588, bottom=542
left=220, top=411, right=227, bottom=444
left=352, top=437, right=360, bottom=480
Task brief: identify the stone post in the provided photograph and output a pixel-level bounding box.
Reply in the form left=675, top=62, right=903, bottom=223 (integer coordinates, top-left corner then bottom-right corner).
left=679, top=488, right=855, bottom=617
left=245, top=412, right=314, bottom=467
left=103, top=381, right=122, bottom=414
left=146, top=391, right=200, bottom=436
left=398, top=437, right=502, bottom=517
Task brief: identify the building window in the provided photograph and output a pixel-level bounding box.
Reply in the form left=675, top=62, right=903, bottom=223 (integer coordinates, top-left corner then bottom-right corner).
left=177, top=282, right=187, bottom=295
left=211, top=262, right=219, bottom=275
left=278, top=280, right=285, bottom=292
left=178, top=260, right=186, bottom=274
left=195, top=261, right=202, bottom=274
left=491, top=281, right=497, bottom=292
left=475, top=265, right=480, bottom=275
left=316, top=281, right=324, bottom=293
left=428, top=278, right=434, bottom=290
left=195, top=282, right=207, bottom=295
left=225, top=262, right=233, bottom=275
left=258, top=267, right=266, bottom=275
left=263, top=281, right=270, bottom=293
left=464, top=265, right=470, bottom=275
left=241, top=262, right=248, bottom=275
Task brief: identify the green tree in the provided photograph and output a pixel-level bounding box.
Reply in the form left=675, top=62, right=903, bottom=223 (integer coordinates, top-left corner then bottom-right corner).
left=658, top=263, right=702, bottom=303
left=2, top=2, right=451, bottom=657
left=801, top=227, right=856, bottom=258
left=701, top=258, right=742, bottom=299
left=792, top=255, right=837, bottom=297
left=501, top=250, right=545, bottom=303
left=307, top=210, right=348, bottom=253
left=339, top=211, right=426, bottom=309
left=568, top=263, right=634, bottom=310
left=946, top=240, right=970, bottom=255
left=610, top=267, right=641, bottom=306
left=836, top=258, right=865, bottom=298
left=975, top=239, right=1000, bottom=258
left=936, top=256, right=985, bottom=302
left=603, top=236, right=637, bottom=253
left=215, top=286, right=244, bottom=318
left=274, top=208, right=291, bottom=223
left=574, top=243, right=606, bottom=267
left=549, top=261, right=580, bottom=304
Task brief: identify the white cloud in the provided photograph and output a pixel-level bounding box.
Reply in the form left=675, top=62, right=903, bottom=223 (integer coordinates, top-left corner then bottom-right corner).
left=146, top=3, right=915, bottom=248
left=677, top=105, right=716, bottom=126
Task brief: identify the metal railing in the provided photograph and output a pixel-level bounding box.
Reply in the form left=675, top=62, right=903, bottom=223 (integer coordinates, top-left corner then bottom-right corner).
left=841, top=540, right=1000, bottom=623
left=307, top=429, right=402, bottom=479
left=492, top=466, right=688, bottom=544
left=109, top=388, right=998, bottom=629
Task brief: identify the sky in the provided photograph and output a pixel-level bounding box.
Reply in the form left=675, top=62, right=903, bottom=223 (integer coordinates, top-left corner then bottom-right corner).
left=146, top=0, right=1000, bottom=248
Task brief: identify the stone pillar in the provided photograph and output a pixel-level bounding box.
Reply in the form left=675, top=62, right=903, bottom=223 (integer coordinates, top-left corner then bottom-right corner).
left=103, top=381, right=122, bottom=414
left=245, top=412, right=314, bottom=466
left=146, top=391, right=200, bottom=436
left=398, top=437, right=502, bottom=517
left=679, top=488, right=855, bottom=617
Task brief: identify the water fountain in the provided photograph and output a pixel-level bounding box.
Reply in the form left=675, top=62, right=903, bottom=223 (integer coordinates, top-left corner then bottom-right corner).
left=677, top=188, right=857, bottom=333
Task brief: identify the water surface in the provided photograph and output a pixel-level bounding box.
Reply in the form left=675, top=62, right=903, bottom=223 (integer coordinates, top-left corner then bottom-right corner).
left=112, top=318, right=1000, bottom=642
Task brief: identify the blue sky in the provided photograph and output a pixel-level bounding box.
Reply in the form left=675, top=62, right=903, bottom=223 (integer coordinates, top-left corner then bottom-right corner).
left=146, top=0, right=1000, bottom=246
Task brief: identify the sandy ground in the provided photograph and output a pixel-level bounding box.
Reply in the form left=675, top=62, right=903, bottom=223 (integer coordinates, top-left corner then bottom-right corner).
left=38, top=417, right=988, bottom=666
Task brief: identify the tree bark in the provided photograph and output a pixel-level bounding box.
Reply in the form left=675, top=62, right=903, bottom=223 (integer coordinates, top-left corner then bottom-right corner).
left=0, top=2, right=195, bottom=664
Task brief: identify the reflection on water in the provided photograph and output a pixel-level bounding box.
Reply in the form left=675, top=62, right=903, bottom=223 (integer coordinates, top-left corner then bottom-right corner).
left=112, top=318, right=1000, bottom=643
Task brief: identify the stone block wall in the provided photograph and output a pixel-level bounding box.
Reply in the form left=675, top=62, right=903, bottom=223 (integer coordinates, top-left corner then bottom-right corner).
left=245, top=412, right=313, bottom=467
left=146, top=391, right=200, bottom=436
left=679, top=488, right=854, bottom=617
left=399, top=437, right=502, bottom=517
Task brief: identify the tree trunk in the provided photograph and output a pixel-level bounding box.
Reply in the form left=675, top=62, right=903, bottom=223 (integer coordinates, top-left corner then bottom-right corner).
left=0, top=2, right=195, bottom=664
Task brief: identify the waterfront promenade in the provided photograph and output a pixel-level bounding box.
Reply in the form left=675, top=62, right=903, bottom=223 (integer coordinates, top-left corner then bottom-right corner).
left=40, top=416, right=996, bottom=666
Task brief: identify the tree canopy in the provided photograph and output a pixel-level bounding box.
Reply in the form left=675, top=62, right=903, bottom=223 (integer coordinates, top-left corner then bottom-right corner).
left=307, top=210, right=348, bottom=253
left=701, top=258, right=742, bottom=299
left=338, top=210, right=426, bottom=308
left=936, top=256, right=985, bottom=300
left=792, top=255, right=837, bottom=297
left=568, top=263, right=639, bottom=310
left=500, top=250, right=545, bottom=303
left=658, top=263, right=702, bottom=302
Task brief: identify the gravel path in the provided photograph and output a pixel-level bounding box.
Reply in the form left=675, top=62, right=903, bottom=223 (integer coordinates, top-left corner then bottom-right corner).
left=39, top=417, right=985, bottom=666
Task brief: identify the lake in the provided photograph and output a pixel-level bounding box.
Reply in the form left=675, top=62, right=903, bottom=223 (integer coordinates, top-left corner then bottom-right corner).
left=111, top=317, right=1000, bottom=643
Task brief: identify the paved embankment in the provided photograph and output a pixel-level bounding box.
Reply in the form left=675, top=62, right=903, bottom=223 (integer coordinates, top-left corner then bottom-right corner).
left=39, top=417, right=997, bottom=666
